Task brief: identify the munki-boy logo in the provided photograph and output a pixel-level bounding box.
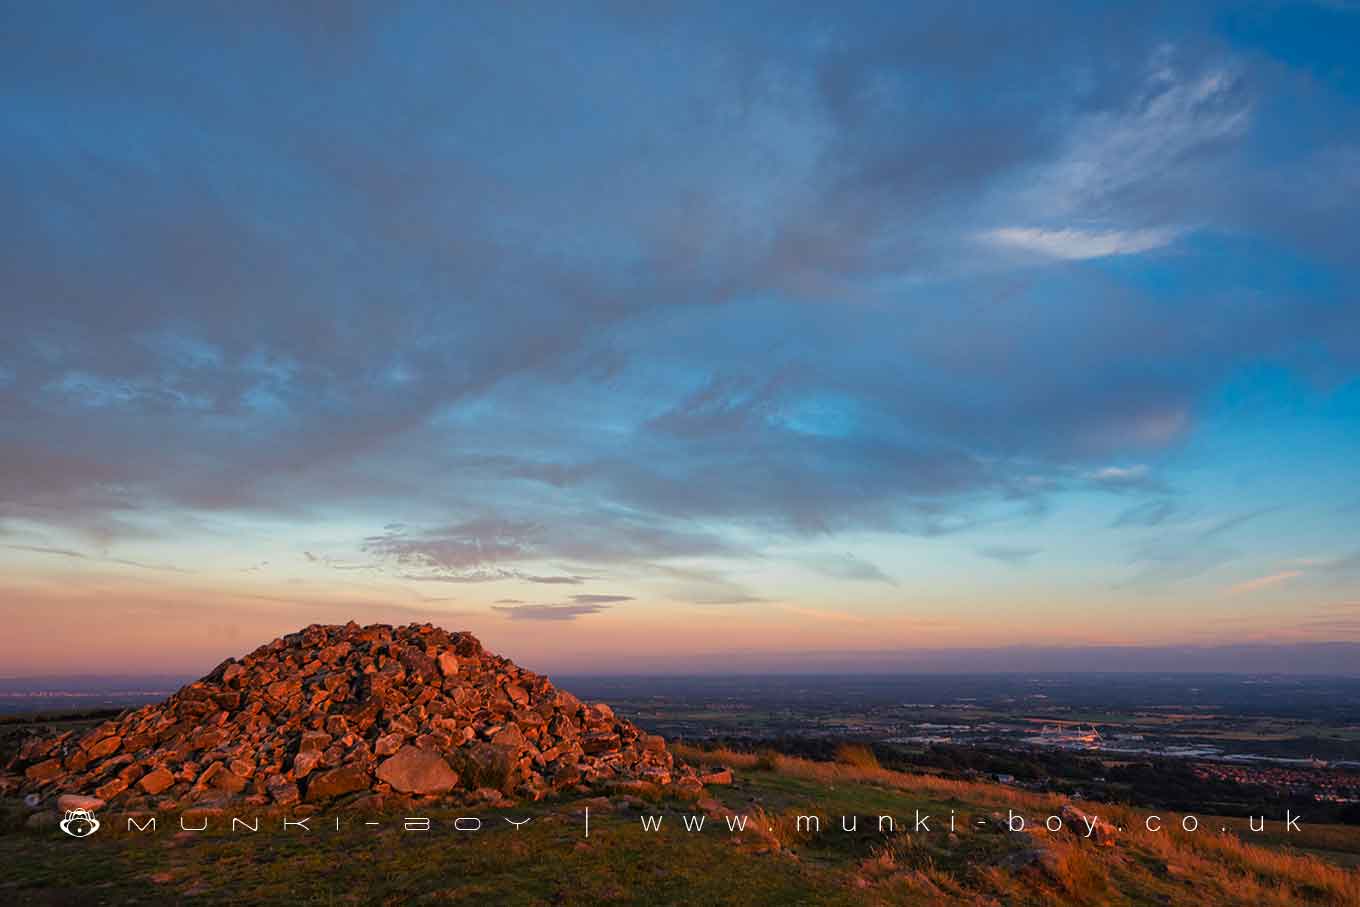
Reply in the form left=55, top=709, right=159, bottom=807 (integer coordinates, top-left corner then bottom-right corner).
left=60, top=808, right=101, bottom=838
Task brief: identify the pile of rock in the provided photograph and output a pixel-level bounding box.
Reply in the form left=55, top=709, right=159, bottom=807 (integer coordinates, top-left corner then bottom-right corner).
left=9, top=623, right=697, bottom=810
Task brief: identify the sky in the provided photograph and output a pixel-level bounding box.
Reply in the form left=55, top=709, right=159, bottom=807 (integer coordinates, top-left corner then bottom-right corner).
left=1, top=2, right=1358, bottom=676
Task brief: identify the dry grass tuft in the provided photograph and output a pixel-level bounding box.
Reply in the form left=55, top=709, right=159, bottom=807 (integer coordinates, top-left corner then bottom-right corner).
left=834, top=742, right=880, bottom=770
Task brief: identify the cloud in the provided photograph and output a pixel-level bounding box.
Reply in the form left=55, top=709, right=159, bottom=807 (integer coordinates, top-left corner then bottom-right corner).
left=976, top=545, right=1041, bottom=565
left=2, top=543, right=193, bottom=574
left=492, top=602, right=610, bottom=621
left=985, top=227, right=1178, bottom=259
left=1085, top=465, right=1163, bottom=492
left=0, top=5, right=1356, bottom=636
left=802, top=553, right=896, bottom=585
left=1227, top=570, right=1303, bottom=594
left=1199, top=507, right=1282, bottom=539
left=1111, top=499, right=1177, bottom=528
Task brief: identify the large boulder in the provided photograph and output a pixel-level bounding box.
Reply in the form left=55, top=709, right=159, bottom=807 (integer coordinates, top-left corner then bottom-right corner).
left=376, top=746, right=459, bottom=795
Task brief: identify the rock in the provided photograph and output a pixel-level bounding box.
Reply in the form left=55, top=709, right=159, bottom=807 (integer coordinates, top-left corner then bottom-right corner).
left=293, top=750, right=321, bottom=778
left=25, top=759, right=64, bottom=784
left=490, top=725, right=525, bottom=750
left=699, top=768, right=733, bottom=785
left=138, top=768, right=175, bottom=796
left=304, top=764, right=370, bottom=801
left=456, top=742, right=516, bottom=793
left=298, top=731, right=332, bottom=753
left=582, top=732, right=620, bottom=754
left=12, top=622, right=679, bottom=808
left=266, top=775, right=300, bottom=806
left=376, top=746, right=460, bottom=795
left=374, top=732, right=405, bottom=757
left=57, top=794, right=106, bottom=812
left=195, top=763, right=246, bottom=795
left=95, top=777, right=129, bottom=800
left=1060, top=804, right=1117, bottom=847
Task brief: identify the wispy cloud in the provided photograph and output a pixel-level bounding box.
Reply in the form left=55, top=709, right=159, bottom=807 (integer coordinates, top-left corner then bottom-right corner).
left=1111, top=499, right=1177, bottom=528
left=1085, top=465, right=1163, bottom=492
left=802, top=553, right=896, bottom=585
left=491, top=602, right=610, bottom=621
left=3, top=543, right=193, bottom=574
left=976, top=545, right=1041, bottom=565
left=985, top=226, right=1178, bottom=260
left=1228, top=570, right=1302, bottom=594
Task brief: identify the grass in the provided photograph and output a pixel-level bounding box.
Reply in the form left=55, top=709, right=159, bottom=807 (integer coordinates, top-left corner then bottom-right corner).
left=3, top=744, right=1357, bottom=905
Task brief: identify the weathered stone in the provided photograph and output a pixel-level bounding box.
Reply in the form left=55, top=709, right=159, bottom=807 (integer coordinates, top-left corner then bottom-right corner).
left=25, top=759, right=63, bottom=784
left=1061, top=804, right=1117, bottom=847
left=491, top=725, right=526, bottom=750
left=376, top=746, right=460, bottom=795
left=293, top=750, right=321, bottom=778
left=86, top=735, right=122, bottom=760
left=196, top=762, right=247, bottom=795
left=95, top=776, right=129, bottom=800
left=58, top=794, right=107, bottom=812
left=582, top=732, right=620, bottom=754
left=266, top=774, right=300, bottom=805
left=298, top=730, right=332, bottom=753
left=437, top=651, right=459, bottom=676
left=138, top=768, right=175, bottom=795
left=374, top=732, right=405, bottom=757
left=304, top=764, right=370, bottom=802
left=456, top=742, right=516, bottom=793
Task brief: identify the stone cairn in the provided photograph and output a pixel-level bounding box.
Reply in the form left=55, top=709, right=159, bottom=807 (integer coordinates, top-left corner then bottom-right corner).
left=9, top=623, right=700, bottom=810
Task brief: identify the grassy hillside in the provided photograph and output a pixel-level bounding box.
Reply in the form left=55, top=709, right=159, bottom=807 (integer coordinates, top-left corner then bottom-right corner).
left=3, top=743, right=1357, bottom=906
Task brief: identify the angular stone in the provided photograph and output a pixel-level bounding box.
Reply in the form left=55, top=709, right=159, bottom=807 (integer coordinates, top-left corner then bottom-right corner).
left=25, top=759, right=63, bottom=784
left=298, top=730, right=332, bottom=753
left=293, top=750, right=321, bottom=778
left=138, top=768, right=175, bottom=795
left=455, top=742, right=516, bottom=793
left=490, top=724, right=525, bottom=750
left=581, top=732, right=620, bottom=754
left=266, top=775, right=300, bottom=806
left=304, top=764, right=370, bottom=802
left=375, top=746, right=459, bottom=795
left=86, top=735, right=122, bottom=760
left=197, top=762, right=247, bottom=795
left=95, top=776, right=129, bottom=800
left=437, top=651, right=459, bottom=676
left=374, top=733, right=405, bottom=757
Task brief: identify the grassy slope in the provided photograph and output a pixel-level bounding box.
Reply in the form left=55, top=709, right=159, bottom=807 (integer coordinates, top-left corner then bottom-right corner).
left=3, top=745, right=1358, bottom=906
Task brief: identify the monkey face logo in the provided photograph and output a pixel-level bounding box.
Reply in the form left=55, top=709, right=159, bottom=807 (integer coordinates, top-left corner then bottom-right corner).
left=59, top=808, right=100, bottom=838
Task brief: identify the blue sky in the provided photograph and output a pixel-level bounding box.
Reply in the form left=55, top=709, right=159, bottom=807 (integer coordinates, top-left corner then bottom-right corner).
left=0, top=2, right=1357, bottom=673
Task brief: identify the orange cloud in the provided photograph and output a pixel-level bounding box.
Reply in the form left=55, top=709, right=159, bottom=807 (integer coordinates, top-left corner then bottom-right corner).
left=1227, top=570, right=1302, bottom=595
